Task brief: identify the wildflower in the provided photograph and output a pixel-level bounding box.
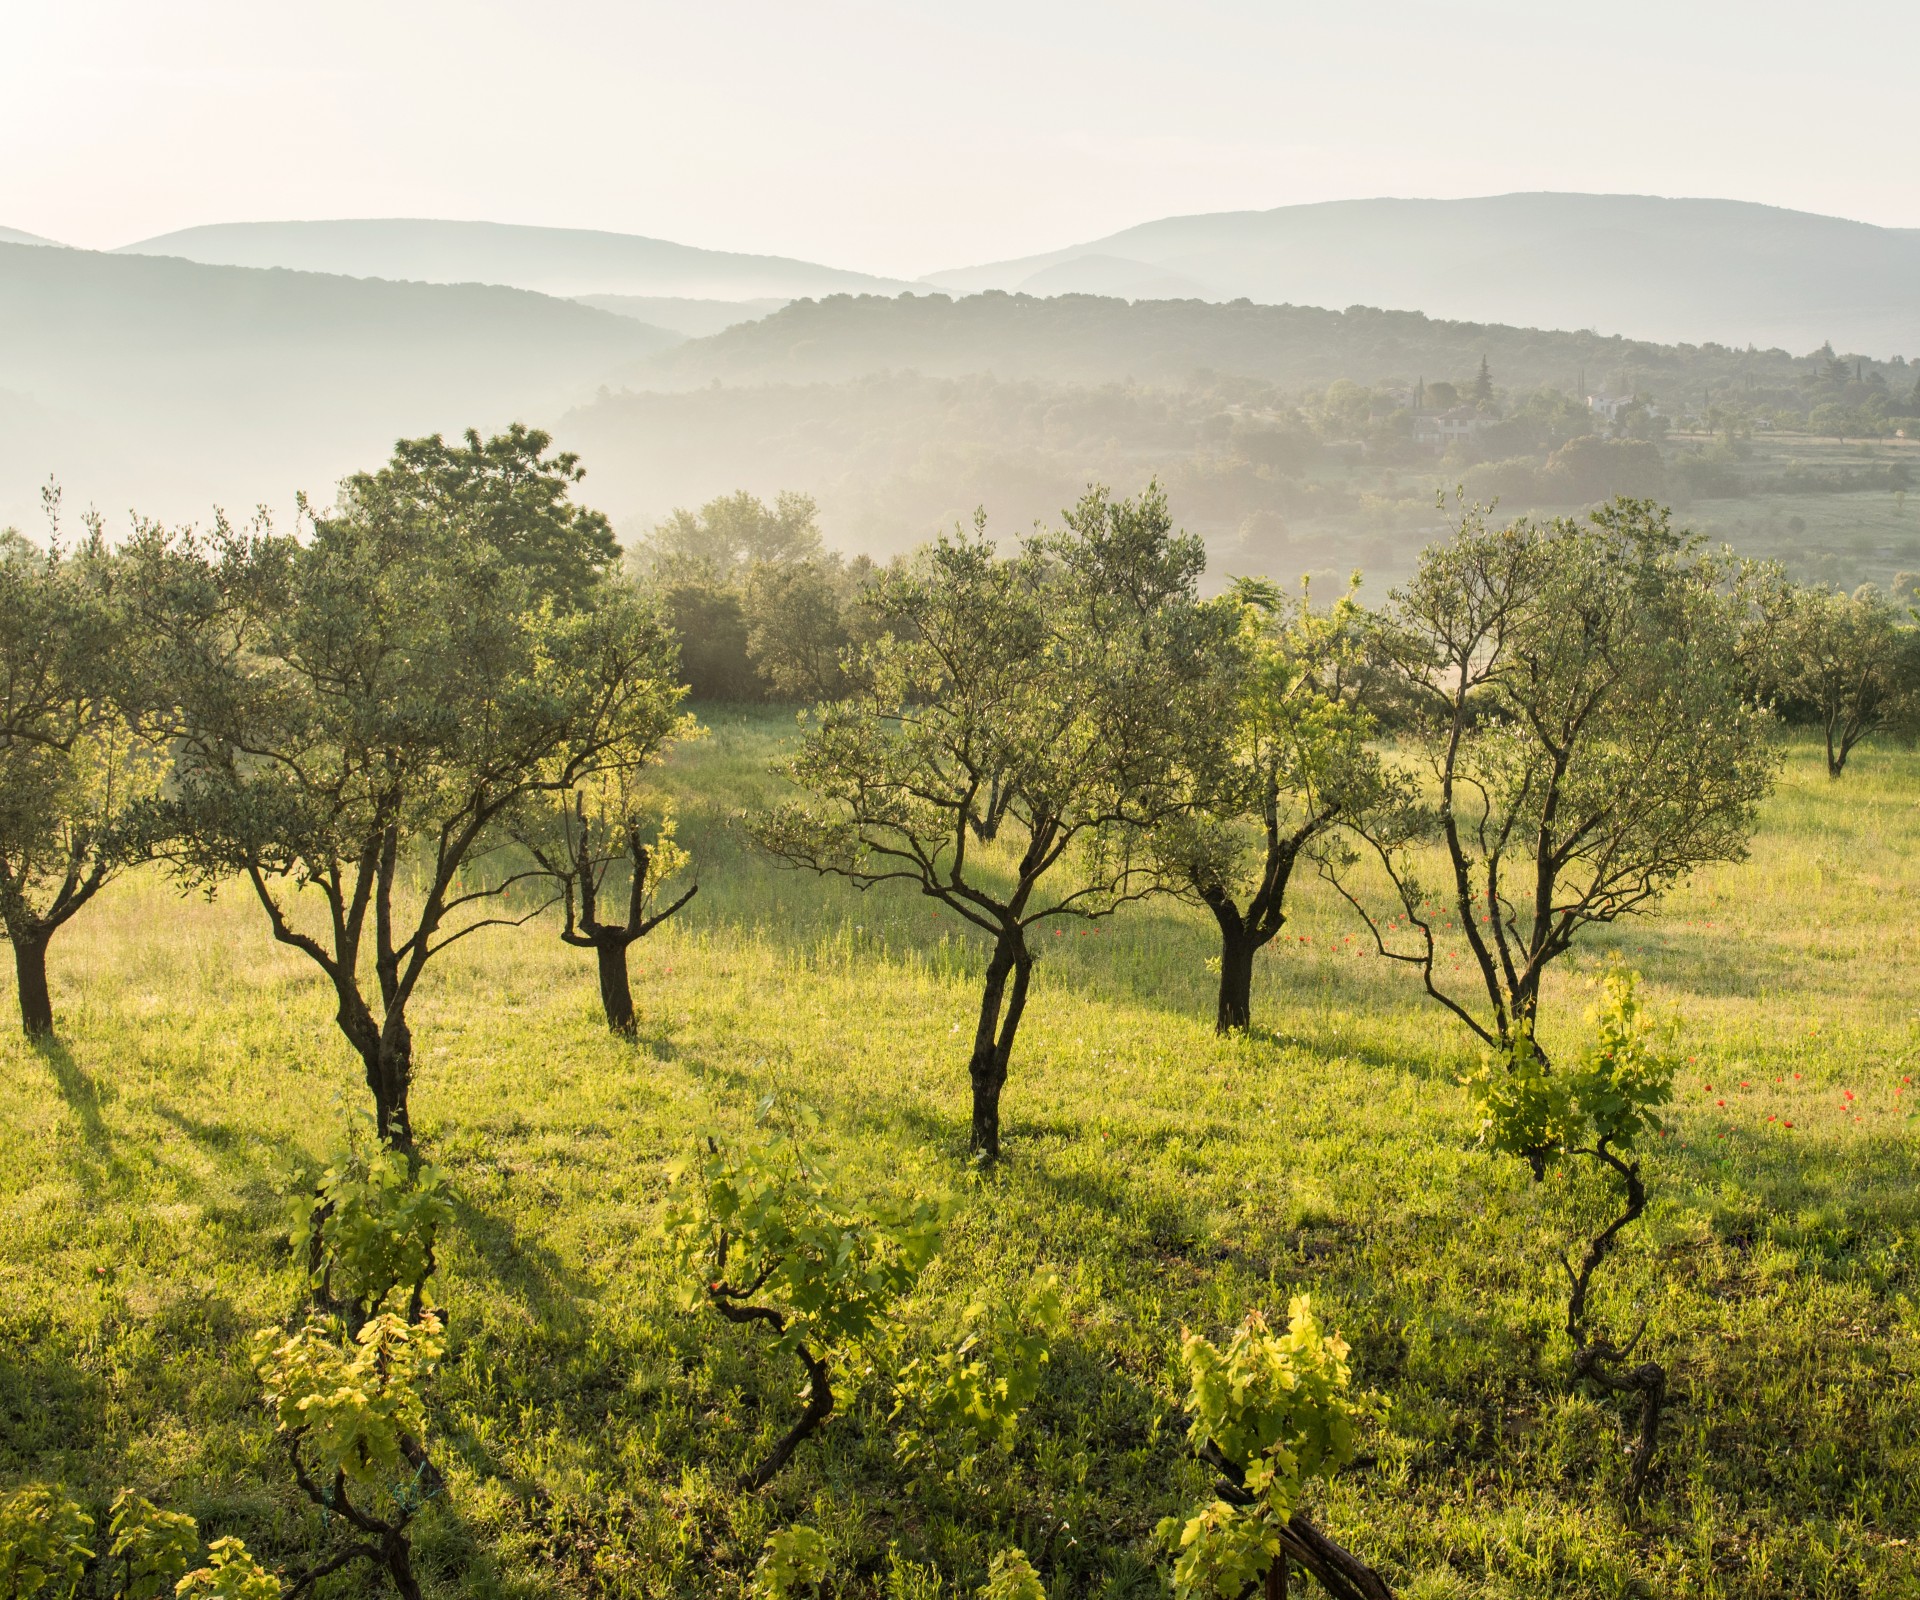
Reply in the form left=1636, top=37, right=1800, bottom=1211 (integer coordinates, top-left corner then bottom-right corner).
left=1716, top=1099, right=1725, bottom=1108
left=1784, top=1121, right=1794, bottom=1129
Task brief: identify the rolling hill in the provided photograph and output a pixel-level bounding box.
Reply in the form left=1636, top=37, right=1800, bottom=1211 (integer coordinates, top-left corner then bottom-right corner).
left=0, top=226, right=62, bottom=247
left=927, top=193, right=1920, bottom=356
left=626, top=288, right=1878, bottom=400
left=0, top=242, right=676, bottom=529
left=116, top=218, right=915, bottom=301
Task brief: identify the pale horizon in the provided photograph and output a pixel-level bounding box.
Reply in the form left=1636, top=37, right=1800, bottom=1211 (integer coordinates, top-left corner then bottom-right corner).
left=7, top=1, right=1918, bottom=280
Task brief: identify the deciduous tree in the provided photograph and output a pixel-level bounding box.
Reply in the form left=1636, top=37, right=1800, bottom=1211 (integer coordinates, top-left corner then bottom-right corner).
left=1336, top=497, right=1774, bottom=1054
left=130, top=427, right=682, bottom=1151
left=1752, top=579, right=1919, bottom=777
left=0, top=506, right=159, bottom=1038
left=755, top=486, right=1234, bottom=1158
left=1158, top=576, right=1407, bottom=1033
left=518, top=771, right=699, bottom=1038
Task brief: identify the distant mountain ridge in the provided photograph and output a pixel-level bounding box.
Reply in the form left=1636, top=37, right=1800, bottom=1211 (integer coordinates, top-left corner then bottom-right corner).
left=926, top=193, right=1920, bottom=356
left=117, top=218, right=915, bottom=301
left=0, top=226, right=63, bottom=247
left=0, top=241, right=674, bottom=529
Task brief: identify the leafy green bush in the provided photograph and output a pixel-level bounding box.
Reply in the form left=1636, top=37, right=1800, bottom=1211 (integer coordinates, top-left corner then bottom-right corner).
left=104, top=1492, right=198, bottom=1600
left=173, top=1539, right=280, bottom=1599
left=252, top=1309, right=444, bottom=1599
left=0, top=1484, right=93, bottom=1600
left=751, top=1527, right=828, bottom=1599
left=291, top=1132, right=453, bottom=1323
left=892, top=1273, right=1064, bottom=1475
left=1468, top=966, right=1676, bottom=1501
left=254, top=1310, right=441, bottom=1494
left=976, top=1548, right=1046, bottom=1600
left=665, top=1117, right=944, bottom=1488
left=1160, top=1296, right=1376, bottom=1599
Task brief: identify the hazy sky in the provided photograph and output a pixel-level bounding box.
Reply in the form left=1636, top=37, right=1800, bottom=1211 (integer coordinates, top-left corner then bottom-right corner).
left=6, top=1, right=1917, bottom=278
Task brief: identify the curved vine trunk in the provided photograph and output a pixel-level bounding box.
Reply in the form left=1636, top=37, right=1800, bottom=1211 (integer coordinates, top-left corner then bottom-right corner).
left=1204, top=1443, right=1393, bottom=1599
left=1564, top=1141, right=1667, bottom=1503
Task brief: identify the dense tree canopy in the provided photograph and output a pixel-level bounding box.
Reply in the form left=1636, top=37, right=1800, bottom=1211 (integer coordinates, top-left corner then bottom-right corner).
left=1749, top=579, right=1919, bottom=777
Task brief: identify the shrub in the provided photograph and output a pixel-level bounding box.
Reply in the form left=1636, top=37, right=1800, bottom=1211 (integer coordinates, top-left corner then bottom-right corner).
left=1160, top=1297, right=1391, bottom=1599
left=1468, top=966, right=1676, bottom=1501
left=665, top=1118, right=944, bottom=1488
left=173, top=1539, right=281, bottom=1599
left=104, top=1492, right=199, bottom=1599
left=752, top=1527, right=828, bottom=1599
left=292, top=1133, right=453, bottom=1325
left=0, top=1484, right=93, bottom=1600
left=892, top=1273, right=1064, bottom=1476
left=977, top=1549, right=1046, bottom=1600
left=253, top=1310, right=444, bottom=1599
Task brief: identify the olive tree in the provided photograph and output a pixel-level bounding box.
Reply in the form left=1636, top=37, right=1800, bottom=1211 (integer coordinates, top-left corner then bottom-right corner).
left=1753, top=579, right=1919, bottom=777
left=130, top=427, right=684, bottom=1151
left=755, top=486, right=1234, bottom=1159
left=1158, top=577, right=1407, bottom=1034
left=0, top=509, right=159, bottom=1039
left=517, top=768, right=699, bottom=1038
left=1336, top=498, right=1776, bottom=1055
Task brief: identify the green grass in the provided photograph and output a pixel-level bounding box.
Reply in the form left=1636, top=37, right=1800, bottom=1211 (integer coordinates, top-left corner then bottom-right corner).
left=3, top=713, right=1918, bottom=1598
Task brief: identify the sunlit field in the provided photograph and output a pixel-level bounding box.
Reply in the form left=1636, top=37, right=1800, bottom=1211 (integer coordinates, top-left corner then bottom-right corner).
left=3, top=716, right=1916, bottom=1599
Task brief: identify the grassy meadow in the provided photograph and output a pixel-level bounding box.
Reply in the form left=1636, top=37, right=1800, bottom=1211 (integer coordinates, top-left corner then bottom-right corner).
left=3, top=711, right=1917, bottom=1599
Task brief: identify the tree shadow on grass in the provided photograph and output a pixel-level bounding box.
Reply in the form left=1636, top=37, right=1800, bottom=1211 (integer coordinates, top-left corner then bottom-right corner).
left=37, top=1036, right=112, bottom=1150
left=0, top=1330, right=112, bottom=1478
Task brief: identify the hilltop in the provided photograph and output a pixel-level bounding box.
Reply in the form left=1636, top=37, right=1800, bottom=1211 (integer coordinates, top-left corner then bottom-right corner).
left=927, top=193, right=1920, bottom=356
left=116, top=217, right=915, bottom=301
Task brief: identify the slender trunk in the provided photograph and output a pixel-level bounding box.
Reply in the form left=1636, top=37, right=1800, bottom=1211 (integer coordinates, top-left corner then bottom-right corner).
left=12, top=926, right=53, bottom=1040
left=1215, top=925, right=1257, bottom=1034
left=1267, top=1554, right=1289, bottom=1598
left=967, top=932, right=1031, bottom=1161
left=969, top=941, right=1014, bottom=1160
left=595, top=937, right=637, bottom=1037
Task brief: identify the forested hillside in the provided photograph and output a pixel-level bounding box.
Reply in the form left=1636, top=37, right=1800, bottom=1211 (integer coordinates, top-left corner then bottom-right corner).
left=573, top=300, right=1920, bottom=588
left=633, top=290, right=1909, bottom=400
